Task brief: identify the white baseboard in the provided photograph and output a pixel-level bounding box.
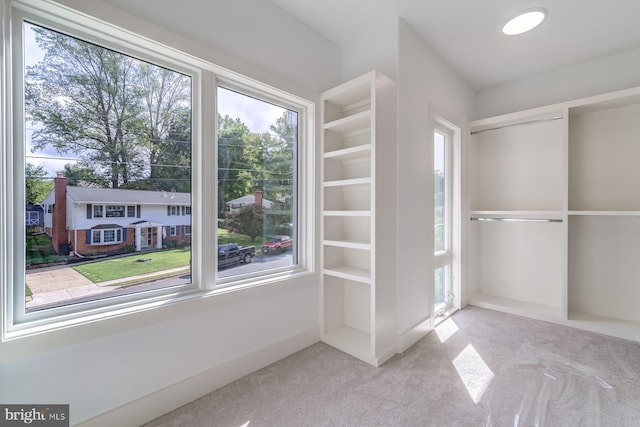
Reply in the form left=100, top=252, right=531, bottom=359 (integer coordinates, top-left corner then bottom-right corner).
left=396, top=317, right=432, bottom=353
left=76, top=327, right=319, bottom=427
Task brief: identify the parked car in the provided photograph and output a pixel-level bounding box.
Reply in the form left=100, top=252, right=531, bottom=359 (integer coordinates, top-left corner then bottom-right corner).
left=218, top=243, right=255, bottom=268
left=262, top=235, right=293, bottom=255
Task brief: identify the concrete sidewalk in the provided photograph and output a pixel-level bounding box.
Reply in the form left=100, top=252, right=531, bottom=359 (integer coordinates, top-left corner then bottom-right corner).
left=26, top=265, right=190, bottom=309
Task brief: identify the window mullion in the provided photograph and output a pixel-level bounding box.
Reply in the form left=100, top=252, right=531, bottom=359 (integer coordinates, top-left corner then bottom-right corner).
left=198, top=70, right=217, bottom=289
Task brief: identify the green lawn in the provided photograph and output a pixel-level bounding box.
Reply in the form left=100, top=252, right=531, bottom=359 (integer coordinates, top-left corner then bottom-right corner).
left=70, top=229, right=262, bottom=284
left=73, top=248, right=191, bottom=283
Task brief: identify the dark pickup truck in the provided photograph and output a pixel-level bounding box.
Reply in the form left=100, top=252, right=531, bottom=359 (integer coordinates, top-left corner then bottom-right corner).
left=218, top=243, right=256, bottom=268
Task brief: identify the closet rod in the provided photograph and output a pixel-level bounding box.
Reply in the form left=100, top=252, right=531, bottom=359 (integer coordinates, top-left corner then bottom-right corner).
left=470, top=217, right=563, bottom=223
left=470, top=116, right=563, bottom=135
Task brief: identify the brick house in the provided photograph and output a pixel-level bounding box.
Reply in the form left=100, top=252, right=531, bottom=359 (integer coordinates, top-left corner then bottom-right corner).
left=42, top=173, right=191, bottom=255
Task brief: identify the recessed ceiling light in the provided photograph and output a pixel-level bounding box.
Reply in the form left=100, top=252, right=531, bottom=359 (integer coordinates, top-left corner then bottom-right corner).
left=502, top=8, right=546, bottom=35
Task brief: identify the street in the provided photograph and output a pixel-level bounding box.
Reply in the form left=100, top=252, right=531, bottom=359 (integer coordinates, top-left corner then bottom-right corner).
left=217, top=252, right=294, bottom=278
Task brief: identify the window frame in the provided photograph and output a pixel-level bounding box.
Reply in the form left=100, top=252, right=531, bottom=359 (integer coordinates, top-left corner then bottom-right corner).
left=91, top=227, right=124, bottom=245
left=433, top=116, right=461, bottom=318
left=93, top=205, right=104, bottom=218
left=1, top=0, right=314, bottom=340
left=213, top=81, right=305, bottom=287
left=105, top=205, right=125, bottom=218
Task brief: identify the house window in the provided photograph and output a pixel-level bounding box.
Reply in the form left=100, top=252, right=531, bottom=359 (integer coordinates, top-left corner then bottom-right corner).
left=2, top=0, right=311, bottom=338
left=91, top=228, right=123, bottom=245
left=105, top=205, right=125, bottom=218
left=217, top=86, right=299, bottom=280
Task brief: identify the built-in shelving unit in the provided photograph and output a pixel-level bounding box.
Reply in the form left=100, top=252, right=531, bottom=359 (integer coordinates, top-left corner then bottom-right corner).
left=467, top=87, right=640, bottom=341
left=566, top=90, right=640, bottom=339
left=320, top=71, right=396, bottom=366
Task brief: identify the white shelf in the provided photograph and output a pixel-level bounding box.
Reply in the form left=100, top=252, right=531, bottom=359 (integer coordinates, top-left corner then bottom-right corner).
left=323, top=110, right=371, bottom=134
left=470, top=210, right=563, bottom=219
left=323, top=210, right=372, bottom=217
left=324, top=144, right=371, bottom=160
left=323, top=239, right=371, bottom=250
left=568, top=210, right=640, bottom=216
left=323, top=266, right=371, bottom=284
left=323, top=177, right=371, bottom=188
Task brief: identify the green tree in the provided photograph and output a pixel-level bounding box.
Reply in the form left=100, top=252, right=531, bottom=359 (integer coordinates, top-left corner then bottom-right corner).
left=236, top=113, right=296, bottom=201
left=145, top=106, right=192, bottom=192
left=218, top=115, right=250, bottom=214
left=138, top=64, right=191, bottom=191
left=263, top=113, right=296, bottom=203
left=63, top=163, right=110, bottom=188
left=25, top=163, right=54, bottom=204
left=25, top=24, right=191, bottom=192
left=225, top=204, right=264, bottom=242
left=26, top=25, right=146, bottom=188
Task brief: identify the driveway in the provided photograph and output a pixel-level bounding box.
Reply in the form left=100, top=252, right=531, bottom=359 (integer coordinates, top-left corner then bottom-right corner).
left=26, top=265, right=103, bottom=308
left=26, top=265, right=93, bottom=293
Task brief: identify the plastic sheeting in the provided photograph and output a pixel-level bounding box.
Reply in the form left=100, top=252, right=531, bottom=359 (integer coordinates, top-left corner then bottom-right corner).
left=485, top=342, right=618, bottom=427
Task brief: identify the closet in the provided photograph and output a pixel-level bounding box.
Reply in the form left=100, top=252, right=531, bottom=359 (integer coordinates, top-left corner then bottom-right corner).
left=468, top=87, right=640, bottom=341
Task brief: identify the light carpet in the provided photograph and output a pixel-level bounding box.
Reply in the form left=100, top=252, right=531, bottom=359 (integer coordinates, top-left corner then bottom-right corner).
left=146, top=307, right=640, bottom=426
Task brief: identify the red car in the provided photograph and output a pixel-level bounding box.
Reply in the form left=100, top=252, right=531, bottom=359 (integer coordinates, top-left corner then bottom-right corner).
left=262, top=235, right=293, bottom=255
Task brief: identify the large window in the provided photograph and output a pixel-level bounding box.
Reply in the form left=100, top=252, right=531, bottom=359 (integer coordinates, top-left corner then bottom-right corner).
left=2, top=1, right=311, bottom=337
left=18, top=19, right=193, bottom=314
left=434, top=126, right=453, bottom=315
left=217, top=87, right=298, bottom=280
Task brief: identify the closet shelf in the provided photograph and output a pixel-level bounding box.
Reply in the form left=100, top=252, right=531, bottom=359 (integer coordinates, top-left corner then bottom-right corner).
left=323, top=110, right=371, bottom=133
left=568, top=210, right=640, bottom=216
left=323, top=210, right=372, bottom=217
left=323, top=266, right=371, bottom=284
left=323, top=239, right=371, bottom=250
left=324, top=144, right=371, bottom=160
left=323, top=177, right=371, bottom=188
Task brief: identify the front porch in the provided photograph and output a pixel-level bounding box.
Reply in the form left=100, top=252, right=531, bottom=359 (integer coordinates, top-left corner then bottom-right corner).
left=130, top=220, right=165, bottom=252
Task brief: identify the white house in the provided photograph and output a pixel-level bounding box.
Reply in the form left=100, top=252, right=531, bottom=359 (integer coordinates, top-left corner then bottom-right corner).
left=41, top=173, right=191, bottom=255
left=225, top=190, right=274, bottom=212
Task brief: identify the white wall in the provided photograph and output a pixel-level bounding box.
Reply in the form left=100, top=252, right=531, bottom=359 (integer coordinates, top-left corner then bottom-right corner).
left=340, top=19, right=398, bottom=82
left=395, top=19, right=475, bottom=339
left=77, top=0, right=342, bottom=95
left=476, top=47, right=640, bottom=119
left=1, top=0, right=340, bottom=425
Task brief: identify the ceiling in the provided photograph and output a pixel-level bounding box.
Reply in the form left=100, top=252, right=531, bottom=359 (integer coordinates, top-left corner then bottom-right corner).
left=269, top=0, right=640, bottom=90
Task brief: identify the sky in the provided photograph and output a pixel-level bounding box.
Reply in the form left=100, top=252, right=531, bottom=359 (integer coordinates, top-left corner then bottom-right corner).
left=23, top=23, right=287, bottom=178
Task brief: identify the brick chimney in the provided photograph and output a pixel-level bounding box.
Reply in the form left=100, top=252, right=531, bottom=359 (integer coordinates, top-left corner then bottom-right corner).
left=51, top=172, right=68, bottom=254
left=254, top=190, right=263, bottom=207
